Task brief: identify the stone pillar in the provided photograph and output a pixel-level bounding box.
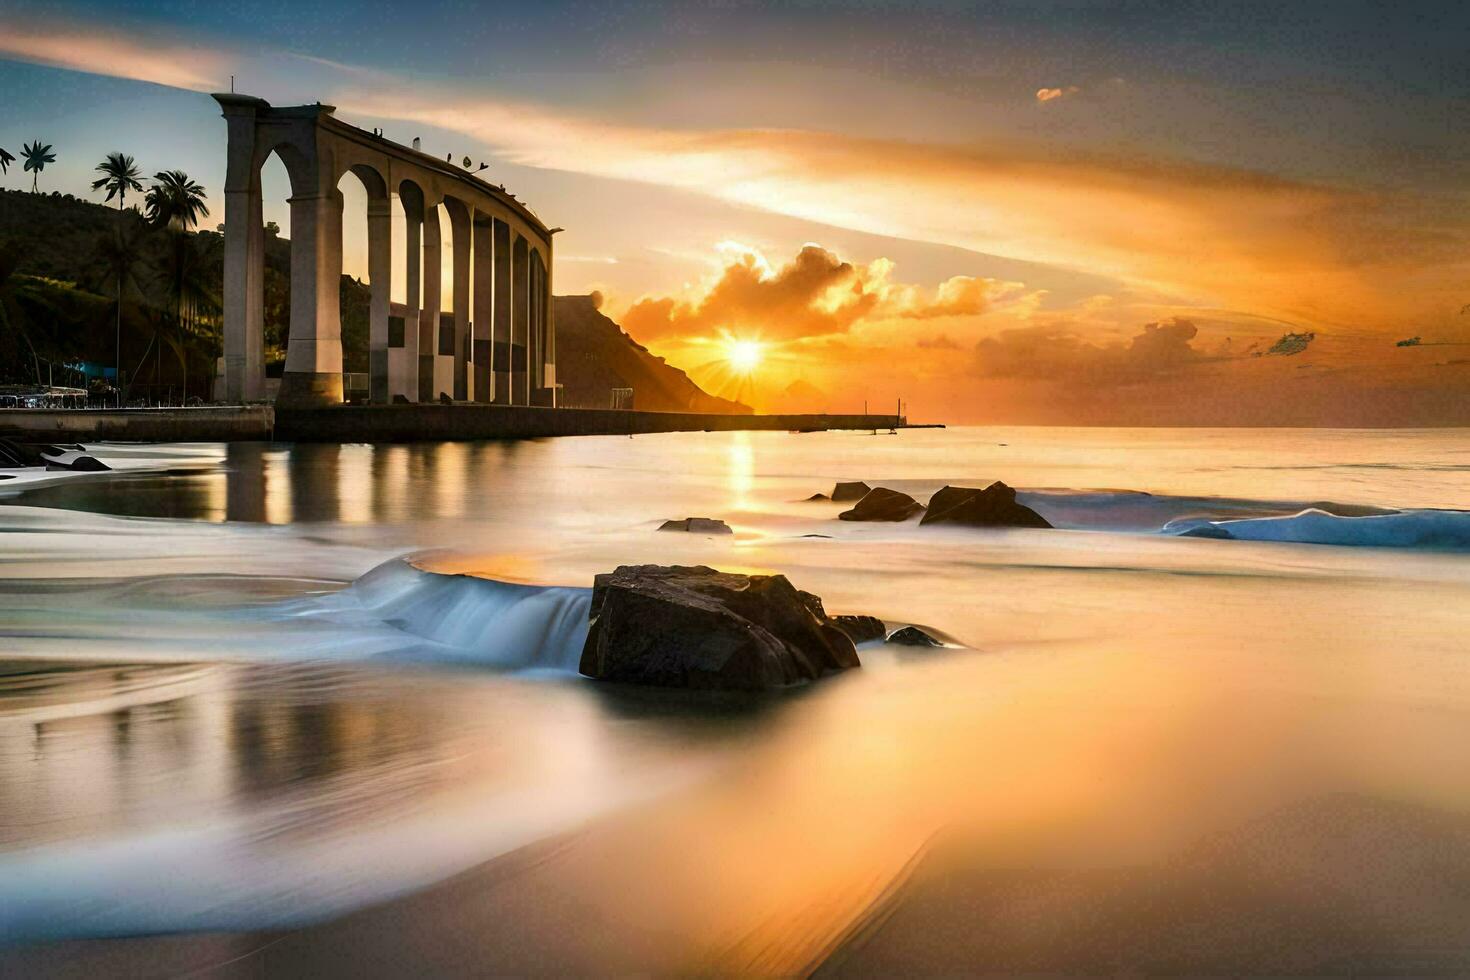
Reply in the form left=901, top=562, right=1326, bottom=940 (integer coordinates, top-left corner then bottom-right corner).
left=472, top=213, right=493, bottom=403
left=367, top=197, right=392, bottom=404
left=449, top=204, right=471, bottom=402
left=398, top=191, right=422, bottom=402
left=217, top=95, right=267, bottom=403
left=492, top=220, right=511, bottom=405
left=277, top=187, right=344, bottom=407
left=418, top=205, right=441, bottom=403
left=512, top=235, right=529, bottom=405
left=544, top=238, right=555, bottom=406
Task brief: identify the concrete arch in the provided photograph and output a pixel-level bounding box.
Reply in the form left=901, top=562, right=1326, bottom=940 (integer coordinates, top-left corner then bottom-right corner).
left=215, top=94, right=557, bottom=407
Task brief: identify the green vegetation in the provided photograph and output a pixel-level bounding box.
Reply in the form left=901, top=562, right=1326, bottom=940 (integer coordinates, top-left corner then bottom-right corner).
left=0, top=184, right=371, bottom=392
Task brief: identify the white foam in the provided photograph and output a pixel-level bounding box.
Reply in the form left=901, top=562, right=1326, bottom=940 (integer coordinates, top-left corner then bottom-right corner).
left=1168, top=508, right=1470, bottom=549
left=279, top=558, right=593, bottom=672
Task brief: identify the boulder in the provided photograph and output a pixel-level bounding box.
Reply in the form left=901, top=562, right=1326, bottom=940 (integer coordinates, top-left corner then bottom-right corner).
left=831, top=481, right=871, bottom=502
left=838, top=487, right=925, bottom=522
left=833, top=614, right=887, bottom=644
left=579, top=565, right=860, bottom=691
left=886, top=626, right=943, bottom=647
left=60, top=454, right=109, bottom=472
left=805, top=492, right=830, bottom=501
left=919, top=482, right=1051, bottom=529
left=658, top=517, right=733, bottom=534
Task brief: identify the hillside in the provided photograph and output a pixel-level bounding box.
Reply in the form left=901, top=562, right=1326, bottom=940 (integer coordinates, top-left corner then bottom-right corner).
left=0, top=189, right=743, bottom=412
left=553, top=295, right=749, bottom=413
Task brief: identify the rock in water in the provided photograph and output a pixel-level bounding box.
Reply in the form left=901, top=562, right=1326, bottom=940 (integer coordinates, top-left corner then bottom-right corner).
left=886, top=626, right=943, bottom=647
left=918, top=482, right=1052, bottom=529
left=579, top=565, right=860, bottom=691
left=833, top=614, right=886, bottom=644
left=831, top=481, right=872, bottom=502
left=838, top=487, right=925, bottom=522
left=658, top=517, right=733, bottom=534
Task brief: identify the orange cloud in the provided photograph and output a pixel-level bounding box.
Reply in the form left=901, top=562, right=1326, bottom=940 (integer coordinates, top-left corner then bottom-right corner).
left=1036, top=86, right=1080, bottom=102
left=0, top=18, right=226, bottom=91
left=8, top=17, right=1469, bottom=344
left=975, top=317, right=1212, bottom=384
left=620, top=243, right=1018, bottom=343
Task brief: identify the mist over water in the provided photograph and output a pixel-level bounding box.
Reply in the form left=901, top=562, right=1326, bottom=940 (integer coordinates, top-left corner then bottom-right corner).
left=2, top=427, right=1469, bottom=972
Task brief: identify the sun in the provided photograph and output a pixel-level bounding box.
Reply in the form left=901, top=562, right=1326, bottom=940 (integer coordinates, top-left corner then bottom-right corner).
left=726, top=339, right=764, bottom=374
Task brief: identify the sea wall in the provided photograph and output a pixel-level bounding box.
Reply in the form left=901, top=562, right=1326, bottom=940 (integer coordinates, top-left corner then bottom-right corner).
left=0, top=405, right=908, bottom=444
left=0, top=406, right=276, bottom=442
left=274, top=405, right=905, bottom=442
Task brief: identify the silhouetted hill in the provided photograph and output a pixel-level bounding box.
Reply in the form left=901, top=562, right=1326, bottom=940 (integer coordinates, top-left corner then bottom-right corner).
left=553, top=295, right=749, bottom=414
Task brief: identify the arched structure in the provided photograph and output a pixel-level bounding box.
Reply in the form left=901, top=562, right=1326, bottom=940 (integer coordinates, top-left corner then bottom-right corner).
left=216, top=94, right=557, bottom=407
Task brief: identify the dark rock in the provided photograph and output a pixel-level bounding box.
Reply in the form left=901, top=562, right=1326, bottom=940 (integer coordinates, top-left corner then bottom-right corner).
left=62, top=454, right=109, bottom=472
left=1179, top=523, right=1234, bottom=539
left=579, top=564, right=860, bottom=691
left=806, top=492, right=830, bottom=501
left=831, top=481, right=871, bottom=502
left=886, top=626, right=943, bottom=647
left=919, top=482, right=1051, bottom=529
left=834, top=614, right=886, bottom=644
left=838, top=487, right=925, bottom=522
left=658, top=517, right=733, bottom=534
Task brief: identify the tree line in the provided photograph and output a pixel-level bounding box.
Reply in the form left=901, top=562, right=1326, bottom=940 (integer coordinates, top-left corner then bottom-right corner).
left=1, top=142, right=214, bottom=402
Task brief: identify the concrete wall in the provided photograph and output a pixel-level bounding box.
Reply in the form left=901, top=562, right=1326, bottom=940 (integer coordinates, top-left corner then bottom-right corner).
left=1, top=406, right=909, bottom=444
left=275, top=405, right=904, bottom=443
left=0, top=407, right=276, bottom=442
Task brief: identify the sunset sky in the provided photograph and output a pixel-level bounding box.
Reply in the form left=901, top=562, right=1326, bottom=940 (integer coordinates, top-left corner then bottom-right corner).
left=2, top=0, right=1468, bottom=423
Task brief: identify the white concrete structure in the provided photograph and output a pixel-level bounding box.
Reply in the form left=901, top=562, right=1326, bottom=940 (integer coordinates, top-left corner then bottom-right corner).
left=215, top=95, right=556, bottom=407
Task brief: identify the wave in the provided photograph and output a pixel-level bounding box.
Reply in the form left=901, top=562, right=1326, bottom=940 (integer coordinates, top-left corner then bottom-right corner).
left=1166, top=508, right=1470, bottom=549
left=1017, top=489, right=1394, bottom=534
left=279, top=558, right=593, bottom=673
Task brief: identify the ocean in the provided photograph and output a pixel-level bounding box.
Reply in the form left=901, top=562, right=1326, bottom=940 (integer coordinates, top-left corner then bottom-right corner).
left=2, top=426, right=1468, bottom=972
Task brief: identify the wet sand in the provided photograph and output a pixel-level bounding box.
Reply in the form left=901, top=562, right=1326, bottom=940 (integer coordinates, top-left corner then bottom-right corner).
left=9, top=791, right=1470, bottom=977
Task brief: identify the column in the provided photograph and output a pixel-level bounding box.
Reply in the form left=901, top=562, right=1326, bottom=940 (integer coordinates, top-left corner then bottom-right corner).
left=397, top=190, right=422, bottom=402
left=418, top=205, right=441, bottom=403
left=544, top=237, right=555, bottom=407
left=449, top=204, right=471, bottom=402
left=278, top=187, right=344, bottom=408
left=217, top=96, right=265, bottom=404
left=367, top=197, right=392, bottom=404
left=472, top=213, right=493, bottom=403
left=492, top=220, right=511, bottom=405
left=512, top=235, right=528, bottom=405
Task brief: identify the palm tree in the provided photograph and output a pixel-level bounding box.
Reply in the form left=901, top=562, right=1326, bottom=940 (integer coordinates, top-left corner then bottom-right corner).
left=144, top=170, right=209, bottom=230
left=92, top=153, right=144, bottom=209
left=86, top=221, right=152, bottom=402
left=92, top=154, right=145, bottom=399
left=21, top=141, right=55, bottom=193
left=0, top=147, right=14, bottom=176
left=142, top=171, right=211, bottom=402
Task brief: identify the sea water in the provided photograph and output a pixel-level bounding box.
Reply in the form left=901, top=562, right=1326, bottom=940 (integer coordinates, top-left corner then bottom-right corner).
left=1, top=427, right=1468, bottom=970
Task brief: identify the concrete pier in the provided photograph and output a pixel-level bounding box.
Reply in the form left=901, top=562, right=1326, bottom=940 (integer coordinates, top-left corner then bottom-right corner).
left=0, top=406, right=917, bottom=444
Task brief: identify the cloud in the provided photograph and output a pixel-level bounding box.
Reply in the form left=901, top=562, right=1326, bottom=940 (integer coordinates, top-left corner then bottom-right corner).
left=0, top=17, right=227, bottom=91
left=917, top=334, right=961, bottom=349
left=6, top=16, right=1468, bottom=338
left=620, top=243, right=1017, bottom=343
left=1036, top=86, right=1080, bottom=103
left=975, top=317, right=1210, bottom=384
